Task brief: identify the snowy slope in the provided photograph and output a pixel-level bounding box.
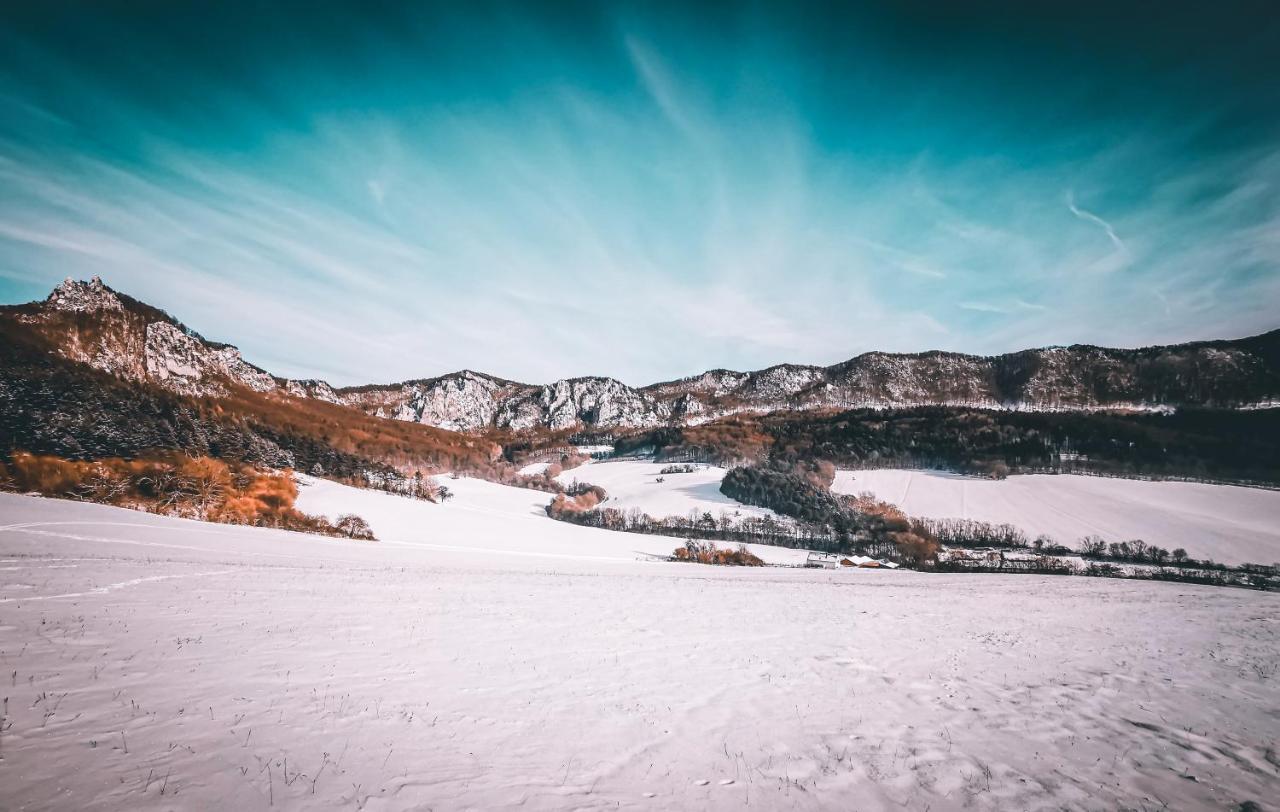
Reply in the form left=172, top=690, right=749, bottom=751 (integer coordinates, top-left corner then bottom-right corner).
left=833, top=469, right=1280, bottom=565
left=1, top=492, right=1277, bottom=810
left=553, top=459, right=777, bottom=521
left=295, top=473, right=802, bottom=566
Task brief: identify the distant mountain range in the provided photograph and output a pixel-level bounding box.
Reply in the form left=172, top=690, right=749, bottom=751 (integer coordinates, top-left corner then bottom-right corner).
left=4, top=277, right=1279, bottom=434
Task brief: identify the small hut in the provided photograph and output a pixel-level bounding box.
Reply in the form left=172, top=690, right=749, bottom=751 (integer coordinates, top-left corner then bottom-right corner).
left=805, top=552, right=840, bottom=569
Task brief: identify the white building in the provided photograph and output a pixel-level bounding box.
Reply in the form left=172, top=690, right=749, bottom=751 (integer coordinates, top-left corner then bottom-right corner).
left=805, top=552, right=840, bottom=569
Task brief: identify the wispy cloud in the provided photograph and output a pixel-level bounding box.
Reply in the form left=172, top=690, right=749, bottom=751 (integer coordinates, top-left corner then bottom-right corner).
left=1066, top=190, right=1127, bottom=254
left=958, top=299, right=1047, bottom=315
left=0, top=5, right=1276, bottom=385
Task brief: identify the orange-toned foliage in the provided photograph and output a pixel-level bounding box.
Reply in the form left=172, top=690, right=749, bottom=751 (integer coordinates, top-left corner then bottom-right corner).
left=891, top=531, right=939, bottom=565
left=219, top=387, right=503, bottom=478
left=546, top=490, right=603, bottom=517
left=846, top=491, right=909, bottom=525
left=673, top=540, right=765, bottom=566
left=677, top=418, right=774, bottom=463
left=2, top=451, right=375, bottom=541
left=8, top=452, right=88, bottom=495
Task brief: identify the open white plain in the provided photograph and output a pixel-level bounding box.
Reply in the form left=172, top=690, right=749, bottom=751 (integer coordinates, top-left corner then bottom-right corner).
left=0, top=475, right=1276, bottom=810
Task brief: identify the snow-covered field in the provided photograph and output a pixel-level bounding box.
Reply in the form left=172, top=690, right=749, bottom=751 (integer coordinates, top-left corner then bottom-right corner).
left=834, top=469, right=1280, bottom=567
left=295, top=473, right=804, bottom=566
left=2, top=484, right=1279, bottom=810
left=554, top=459, right=776, bottom=521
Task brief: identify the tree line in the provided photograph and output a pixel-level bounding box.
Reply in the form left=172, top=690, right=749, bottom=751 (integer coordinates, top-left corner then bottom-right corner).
left=612, top=406, right=1280, bottom=485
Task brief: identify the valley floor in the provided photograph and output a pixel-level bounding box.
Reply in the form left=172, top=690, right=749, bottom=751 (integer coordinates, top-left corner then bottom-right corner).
left=552, top=459, right=779, bottom=522
left=1, top=487, right=1278, bottom=810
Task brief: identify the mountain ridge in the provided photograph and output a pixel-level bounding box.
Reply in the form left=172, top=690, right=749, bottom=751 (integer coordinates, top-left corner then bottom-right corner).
left=4, top=277, right=1278, bottom=434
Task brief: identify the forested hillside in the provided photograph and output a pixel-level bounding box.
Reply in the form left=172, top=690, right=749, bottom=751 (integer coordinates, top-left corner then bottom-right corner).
left=3, top=277, right=1278, bottom=488
left=0, top=316, right=503, bottom=488
left=614, top=407, right=1280, bottom=485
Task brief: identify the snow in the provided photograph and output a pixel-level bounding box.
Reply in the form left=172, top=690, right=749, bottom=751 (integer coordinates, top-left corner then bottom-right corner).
left=553, top=459, right=777, bottom=521
left=295, top=473, right=804, bottom=567
left=834, top=469, right=1280, bottom=566
left=518, top=461, right=552, bottom=476
left=573, top=445, right=616, bottom=455
left=2, top=489, right=1277, bottom=810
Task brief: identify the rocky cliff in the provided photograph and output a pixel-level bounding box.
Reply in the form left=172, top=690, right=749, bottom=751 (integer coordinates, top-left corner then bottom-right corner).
left=5, top=278, right=1277, bottom=434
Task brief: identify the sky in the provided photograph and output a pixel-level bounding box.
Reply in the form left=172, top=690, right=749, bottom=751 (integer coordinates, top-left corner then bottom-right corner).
left=1, top=1, right=1278, bottom=387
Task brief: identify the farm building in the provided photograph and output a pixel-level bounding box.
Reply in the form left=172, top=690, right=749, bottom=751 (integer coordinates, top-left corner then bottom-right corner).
left=840, top=556, right=899, bottom=569
left=805, top=552, right=840, bottom=569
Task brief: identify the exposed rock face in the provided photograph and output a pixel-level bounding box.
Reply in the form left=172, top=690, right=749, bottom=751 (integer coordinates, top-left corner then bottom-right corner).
left=12, top=278, right=320, bottom=400
left=339, top=372, right=514, bottom=432
left=496, top=377, right=670, bottom=431
left=333, top=373, right=670, bottom=432
left=642, top=341, right=1280, bottom=418
left=46, top=276, right=125, bottom=314
left=5, top=277, right=1279, bottom=434
left=644, top=369, right=750, bottom=400
left=12, top=278, right=148, bottom=381
left=283, top=379, right=342, bottom=404
left=144, top=322, right=277, bottom=396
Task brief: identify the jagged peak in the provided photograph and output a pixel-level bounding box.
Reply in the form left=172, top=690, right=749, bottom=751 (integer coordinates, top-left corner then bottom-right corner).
left=335, top=368, right=526, bottom=395
left=46, top=276, right=124, bottom=313
left=10, top=277, right=1278, bottom=428
left=643, top=367, right=745, bottom=388
left=752, top=362, right=823, bottom=376
left=550, top=375, right=632, bottom=388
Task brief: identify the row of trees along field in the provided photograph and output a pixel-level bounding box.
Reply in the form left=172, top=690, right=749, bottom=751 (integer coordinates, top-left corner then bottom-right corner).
left=546, top=461, right=936, bottom=562
left=547, top=455, right=1278, bottom=580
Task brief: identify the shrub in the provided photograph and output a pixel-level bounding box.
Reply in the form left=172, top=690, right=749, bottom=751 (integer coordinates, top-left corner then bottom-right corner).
left=564, top=480, right=607, bottom=499
left=546, top=487, right=605, bottom=517
left=334, top=514, right=376, bottom=540
left=846, top=491, right=908, bottom=525
left=892, top=531, right=939, bottom=565
left=983, top=461, right=1011, bottom=480
left=8, top=452, right=85, bottom=495
left=215, top=469, right=300, bottom=527
left=672, top=540, right=764, bottom=566
left=1, top=450, right=375, bottom=541
left=659, top=464, right=698, bottom=475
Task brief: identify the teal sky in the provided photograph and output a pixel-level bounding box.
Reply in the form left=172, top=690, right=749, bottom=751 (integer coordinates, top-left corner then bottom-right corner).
left=1, top=1, right=1278, bottom=386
